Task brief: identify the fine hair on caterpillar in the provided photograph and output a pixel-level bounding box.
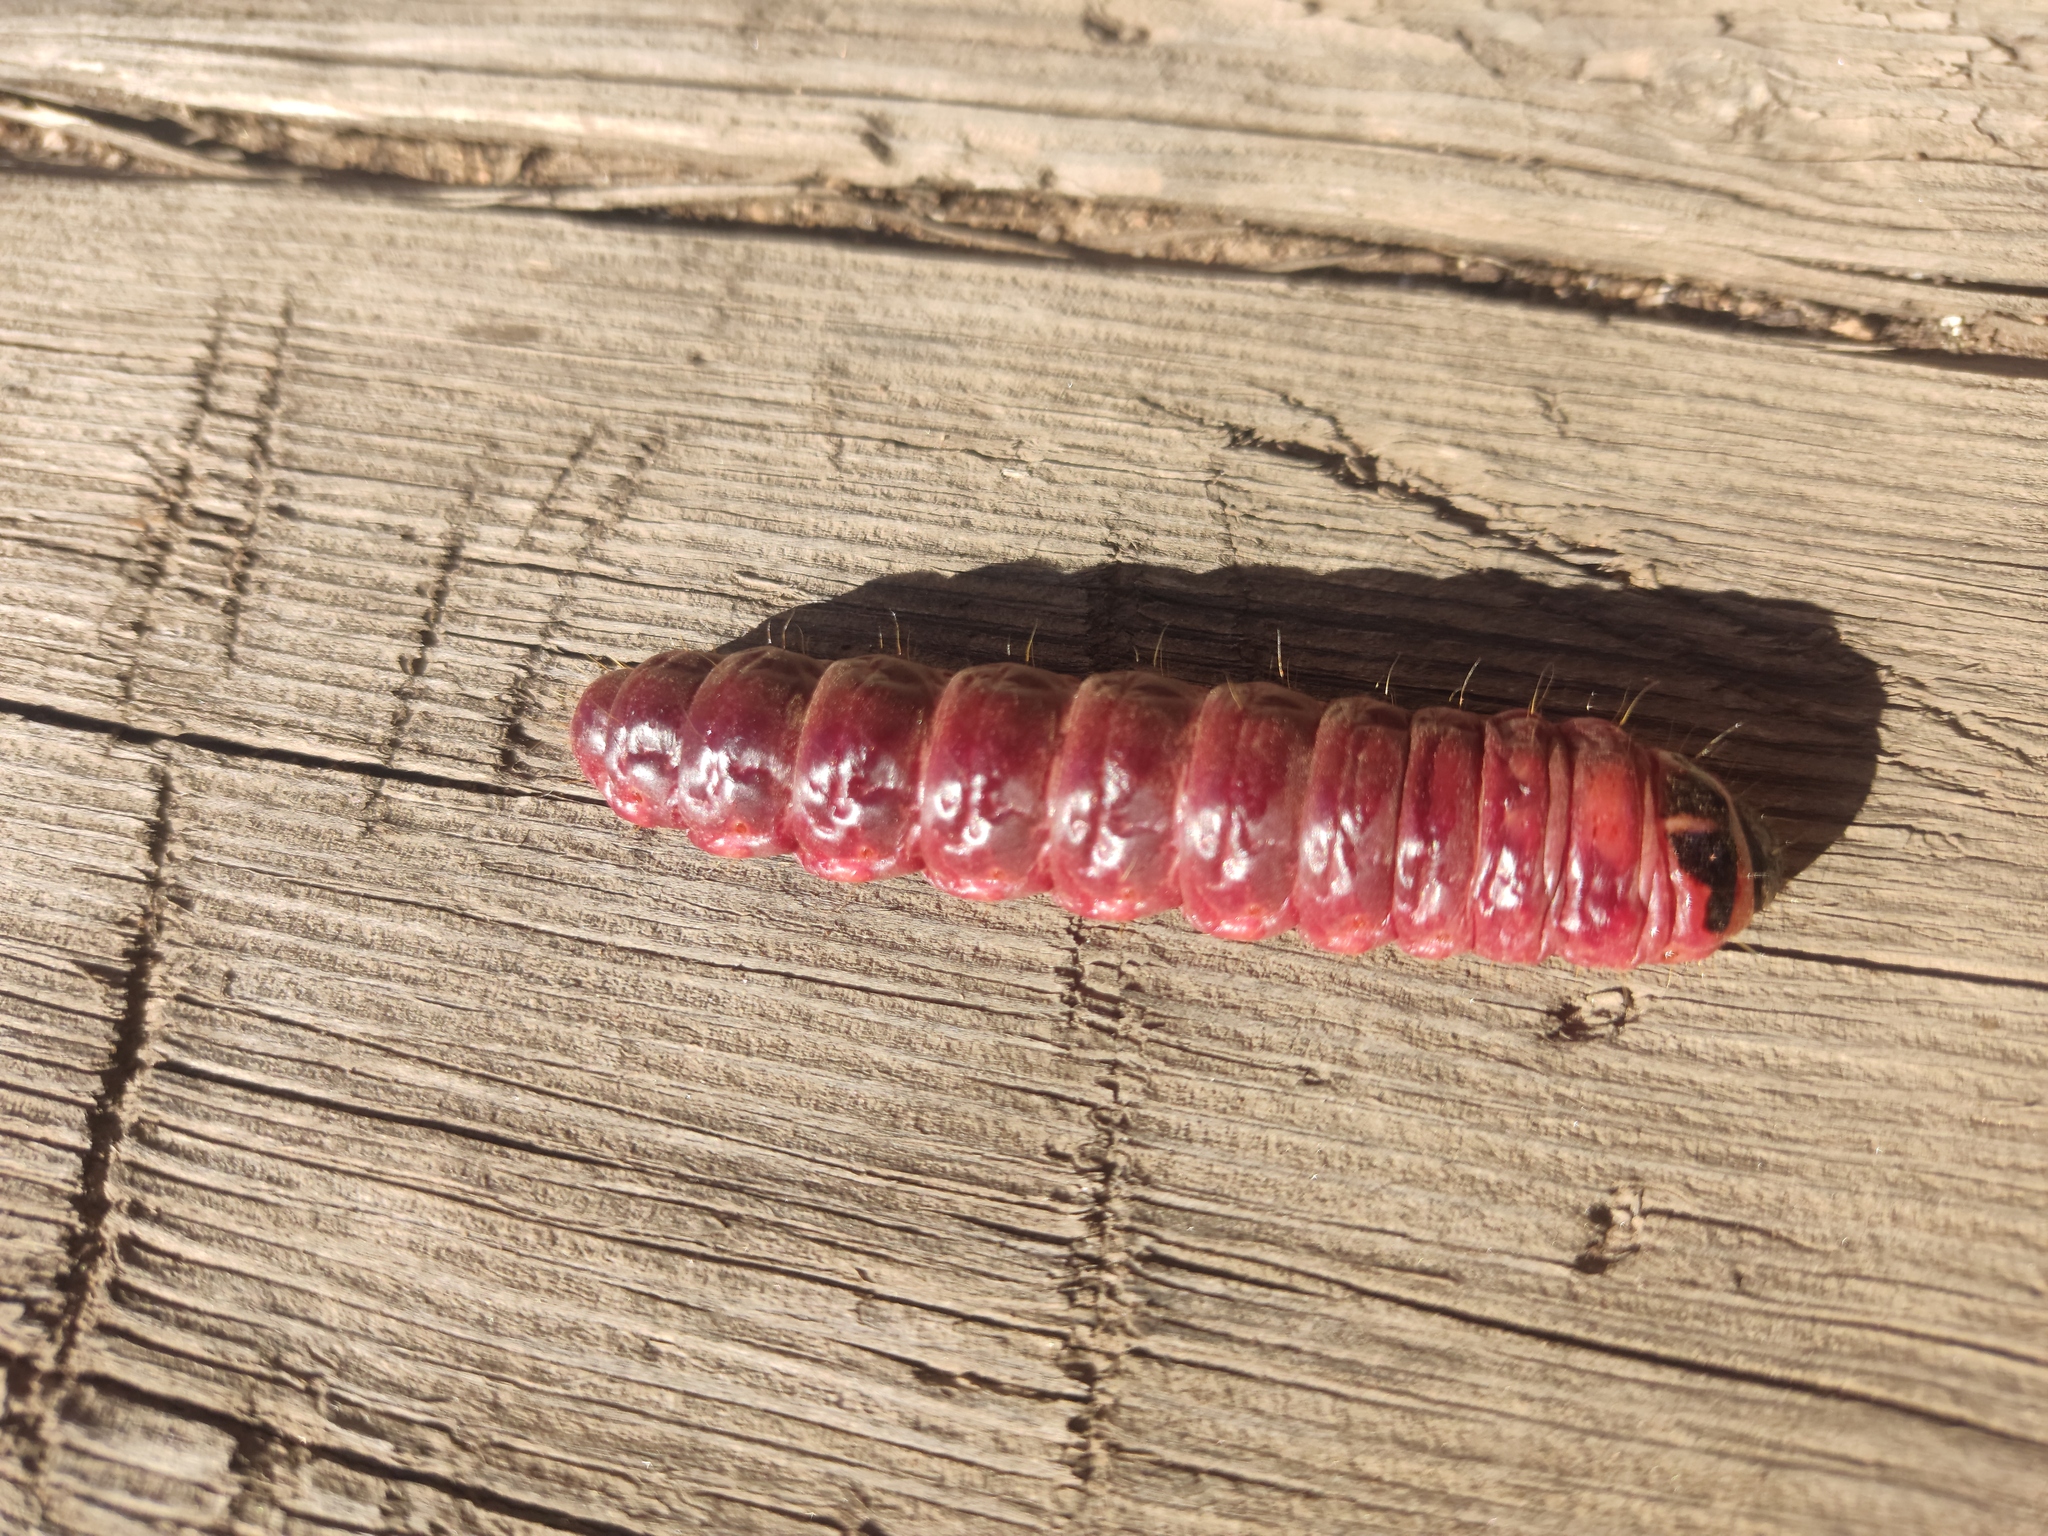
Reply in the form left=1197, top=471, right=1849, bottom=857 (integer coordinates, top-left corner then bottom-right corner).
left=572, top=562, right=1882, bottom=969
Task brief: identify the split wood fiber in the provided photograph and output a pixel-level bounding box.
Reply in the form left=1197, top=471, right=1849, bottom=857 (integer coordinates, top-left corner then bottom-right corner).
left=5, top=3, right=2048, bottom=357
left=0, top=145, right=2044, bottom=1536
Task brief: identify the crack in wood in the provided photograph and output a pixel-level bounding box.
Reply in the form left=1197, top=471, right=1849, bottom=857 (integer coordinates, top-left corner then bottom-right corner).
left=1122, top=1265, right=2048, bottom=1451
left=78, top=1372, right=669, bottom=1536
left=3, top=84, right=2024, bottom=362
left=72, top=1359, right=1018, bottom=1534
left=1738, top=945, right=2048, bottom=995
left=118, top=302, right=231, bottom=709
left=222, top=295, right=294, bottom=667
left=147, top=1058, right=1073, bottom=1345
left=224, top=1419, right=305, bottom=1536
left=0, top=695, right=580, bottom=803
left=0, top=761, right=174, bottom=1507
left=0, top=91, right=267, bottom=179
left=373, top=475, right=485, bottom=808
left=1145, top=393, right=1630, bottom=586
left=1055, top=919, right=1144, bottom=1514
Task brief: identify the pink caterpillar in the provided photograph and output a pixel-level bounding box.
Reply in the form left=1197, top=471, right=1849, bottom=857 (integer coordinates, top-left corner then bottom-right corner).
left=570, top=646, right=1771, bottom=969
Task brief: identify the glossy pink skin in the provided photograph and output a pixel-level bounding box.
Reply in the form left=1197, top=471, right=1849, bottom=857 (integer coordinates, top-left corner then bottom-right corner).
left=1176, top=682, right=1325, bottom=941
left=1471, top=712, right=1571, bottom=965
left=1045, top=671, right=1207, bottom=921
left=1292, top=697, right=1409, bottom=954
left=1393, top=708, right=1487, bottom=959
left=678, top=647, right=826, bottom=857
left=790, top=654, right=947, bottom=881
left=599, top=650, right=718, bottom=828
left=1631, top=744, right=1677, bottom=968
left=1547, top=718, right=1652, bottom=967
left=574, top=647, right=1759, bottom=968
left=570, top=666, right=629, bottom=802
left=919, top=663, right=1078, bottom=901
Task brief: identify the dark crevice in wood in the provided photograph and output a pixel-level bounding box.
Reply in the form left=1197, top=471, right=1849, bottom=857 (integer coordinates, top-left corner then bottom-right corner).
left=2, top=89, right=239, bottom=158
left=0, top=763, right=174, bottom=1491
left=223, top=1414, right=305, bottom=1536
left=1139, top=1247, right=1320, bottom=1297
left=496, top=426, right=665, bottom=785
left=64, top=1365, right=995, bottom=1534
left=1141, top=395, right=1628, bottom=586
left=147, top=1058, right=1073, bottom=1343
left=386, top=482, right=478, bottom=766
left=496, top=421, right=609, bottom=783
left=1055, top=921, right=1141, bottom=1508
left=0, top=694, right=583, bottom=804
left=220, top=296, right=293, bottom=667
left=1, top=87, right=2035, bottom=363
left=1766, top=256, right=2048, bottom=301
left=538, top=201, right=1933, bottom=359
left=313, top=1437, right=844, bottom=1536
left=848, top=1343, right=1089, bottom=1405
left=152, top=1054, right=638, bottom=1168
left=120, top=302, right=229, bottom=710
left=57, top=765, right=173, bottom=1374
left=1874, top=349, right=2048, bottom=380
left=364, top=474, right=483, bottom=827
left=148, top=1030, right=1075, bottom=1271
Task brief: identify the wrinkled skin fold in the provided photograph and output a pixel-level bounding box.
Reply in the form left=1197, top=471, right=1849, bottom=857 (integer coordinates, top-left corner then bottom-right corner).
left=572, top=646, right=1768, bottom=968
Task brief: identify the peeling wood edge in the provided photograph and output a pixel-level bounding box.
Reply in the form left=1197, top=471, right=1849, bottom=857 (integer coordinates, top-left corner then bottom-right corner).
left=3, top=88, right=2046, bottom=363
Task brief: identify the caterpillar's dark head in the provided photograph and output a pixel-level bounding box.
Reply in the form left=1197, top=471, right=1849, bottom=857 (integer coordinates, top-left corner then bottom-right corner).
left=1653, top=751, right=1778, bottom=961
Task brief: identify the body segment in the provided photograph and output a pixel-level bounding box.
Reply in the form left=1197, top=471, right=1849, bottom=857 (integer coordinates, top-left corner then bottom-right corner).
left=1175, top=681, right=1325, bottom=942
left=1391, top=707, right=1487, bottom=959
left=1471, top=711, right=1569, bottom=965
left=919, top=662, right=1077, bottom=900
left=1045, top=671, right=1206, bottom=921
left=789, top=654, right=946, bottom=882
left=1292, top=696, right=1409, bottom=954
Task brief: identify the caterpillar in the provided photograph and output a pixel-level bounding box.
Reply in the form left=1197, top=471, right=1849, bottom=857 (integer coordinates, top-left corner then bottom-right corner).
left=570, top=645, right=1776, bottom=969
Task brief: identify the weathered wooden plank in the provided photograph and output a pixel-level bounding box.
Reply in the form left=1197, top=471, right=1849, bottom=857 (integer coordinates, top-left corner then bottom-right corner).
left=4, top=3, right=2048, bottom=354
left=0, top=175, right=2044, bottom=1532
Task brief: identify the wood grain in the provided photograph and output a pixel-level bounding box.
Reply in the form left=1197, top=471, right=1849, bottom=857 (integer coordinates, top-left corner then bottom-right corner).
left=5, top=3, right=2048, bottom=356
left=0, top=718, right=163, bottom=1535
left=1, top=174, right=2044, bottom=1532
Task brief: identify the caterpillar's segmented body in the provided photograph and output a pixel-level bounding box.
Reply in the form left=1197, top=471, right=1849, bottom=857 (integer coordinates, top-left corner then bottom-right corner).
left=572, top=646, right=1771, bottom=969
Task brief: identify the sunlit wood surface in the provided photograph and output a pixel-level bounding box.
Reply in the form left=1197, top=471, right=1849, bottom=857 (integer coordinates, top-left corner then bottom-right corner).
left=2, top=8, right=2045, bottom=1534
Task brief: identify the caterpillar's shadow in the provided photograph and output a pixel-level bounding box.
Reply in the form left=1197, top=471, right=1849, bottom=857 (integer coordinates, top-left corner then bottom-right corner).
left=729, top=562, right=1884, bottom=886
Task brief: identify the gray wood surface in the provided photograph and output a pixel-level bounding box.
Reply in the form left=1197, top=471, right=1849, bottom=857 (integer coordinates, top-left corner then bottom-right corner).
left=1, top=13, right=2046, bottom=1536
left=6, top=3, right=2048, bottom=355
